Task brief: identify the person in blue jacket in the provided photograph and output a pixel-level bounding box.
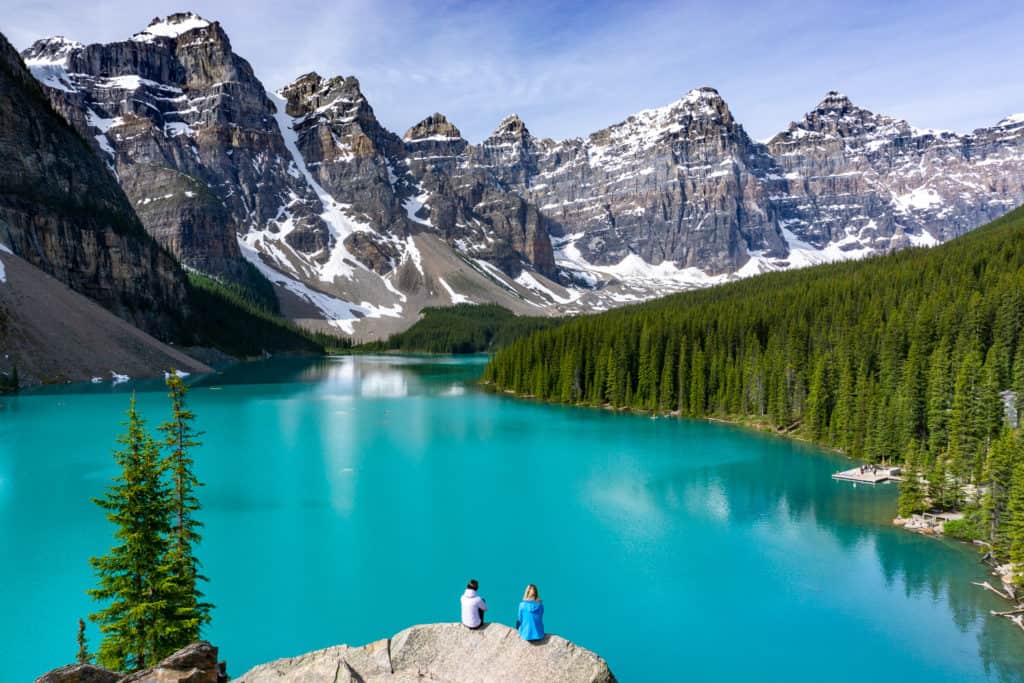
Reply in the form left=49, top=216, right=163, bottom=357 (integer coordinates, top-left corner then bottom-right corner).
left=516, top=584, right=545, bottom=641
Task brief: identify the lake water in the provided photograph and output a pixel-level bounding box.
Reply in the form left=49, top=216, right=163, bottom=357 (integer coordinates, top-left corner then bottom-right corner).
left=2, top=355, right=1023, bottom=682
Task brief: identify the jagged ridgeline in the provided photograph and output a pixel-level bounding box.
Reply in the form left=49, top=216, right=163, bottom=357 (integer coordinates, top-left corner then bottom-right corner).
left=18, top=12, right=1024, bottom=340
left=484, top=205, right=1024, bottom=471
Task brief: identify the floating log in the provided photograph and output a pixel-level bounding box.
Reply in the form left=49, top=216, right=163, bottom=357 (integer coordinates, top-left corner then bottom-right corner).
left=973, top=581, right=1013, bottom=601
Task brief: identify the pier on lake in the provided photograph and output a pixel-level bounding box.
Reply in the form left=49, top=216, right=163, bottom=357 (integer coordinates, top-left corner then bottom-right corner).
left=832, top=465, right=901, bottom=484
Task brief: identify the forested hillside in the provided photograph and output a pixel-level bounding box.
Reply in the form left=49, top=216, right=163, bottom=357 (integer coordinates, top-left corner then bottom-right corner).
left=485, top=205, right=1024, bottom=576
left=362, top=304, right=561, bottom=354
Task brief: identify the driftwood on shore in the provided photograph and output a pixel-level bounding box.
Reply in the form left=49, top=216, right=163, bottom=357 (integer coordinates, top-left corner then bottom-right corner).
left=972, top=580, right=1024, bottom=632
left=991, top=607, right=1024, bottom=616
left=974, top=581, right=1014, bottom=601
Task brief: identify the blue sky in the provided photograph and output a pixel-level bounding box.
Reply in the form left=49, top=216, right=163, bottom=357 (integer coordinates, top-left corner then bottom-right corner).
left=5, top=0, right=1023, bottom=142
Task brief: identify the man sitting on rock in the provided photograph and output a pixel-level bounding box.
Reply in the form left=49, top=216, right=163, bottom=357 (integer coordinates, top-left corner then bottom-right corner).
left=460, top=579, right=488, bottom=629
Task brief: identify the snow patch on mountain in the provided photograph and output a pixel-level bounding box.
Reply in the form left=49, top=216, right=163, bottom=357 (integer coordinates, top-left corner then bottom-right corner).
left=0, top=241, right=11, bottom=283
left=132, top=13, right=210, bottom=42
left=269, top=90, right=368, bottom=282
left=237, top=238, right=400, bottom=334
left=998, top=113, right=1024, bottom=127
left=893, top=187, right=943, bottom=213
left=403, top=190, right=433, bottom=227
left=21, top=38, right=80, bottom=92
left=437, top=277, right=472, bottom=304
left=402, top=235, right=425, bottom=277
left=514, top=271, right=580, bottom=305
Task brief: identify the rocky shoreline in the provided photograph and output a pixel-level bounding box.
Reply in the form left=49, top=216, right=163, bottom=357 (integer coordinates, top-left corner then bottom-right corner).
left=36, top=623, right=616, bottom=683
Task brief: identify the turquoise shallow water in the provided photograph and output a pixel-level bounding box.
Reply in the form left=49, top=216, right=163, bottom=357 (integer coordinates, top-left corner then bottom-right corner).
left=2, top=355, right=1023, bottom=682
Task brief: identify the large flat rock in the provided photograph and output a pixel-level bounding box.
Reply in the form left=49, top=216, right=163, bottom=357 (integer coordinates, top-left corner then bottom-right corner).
left=235, top=623, right=616, bottom=683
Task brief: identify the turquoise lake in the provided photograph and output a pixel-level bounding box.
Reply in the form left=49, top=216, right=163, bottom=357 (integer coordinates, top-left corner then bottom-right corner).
left=2, top=355, right=1023, bottom=681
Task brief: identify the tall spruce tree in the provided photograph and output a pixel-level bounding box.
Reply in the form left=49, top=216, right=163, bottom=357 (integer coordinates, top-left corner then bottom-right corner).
left=983, top=430, right=1020, bottom=559
left=77, top=618, right=91, bottom=664
left=1005, top=459, right=1024, bottom=588
left=156, top=373, right=212, bottom=653
left=898, top=441, right=928, bottom=518
left=89, top=395, right=172, bottom=671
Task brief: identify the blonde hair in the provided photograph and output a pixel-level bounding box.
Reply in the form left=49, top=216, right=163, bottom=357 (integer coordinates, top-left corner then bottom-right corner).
left=523, top=584, right=539, bottom=601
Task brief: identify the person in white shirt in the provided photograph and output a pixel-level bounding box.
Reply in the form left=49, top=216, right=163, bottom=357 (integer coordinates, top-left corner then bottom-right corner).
left=460, top=579, right=487, bottom=629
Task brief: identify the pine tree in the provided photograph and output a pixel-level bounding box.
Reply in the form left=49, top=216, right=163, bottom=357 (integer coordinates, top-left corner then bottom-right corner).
left=689, top=345, right=706, bottom=417
left=658, top=346, right=676, bottom=412
left=156, top=374, right=212, bottom=654
left=77, top=618, right=91, bottom=664
left=1005, top=459, right=1024, bottom=588
left=948, top=350, right=983, bottom=504
left=927, top=338, right=953, bottom=455
left=983, top=430, right=1020, bottom=559
left=89, top=395, right=172, bottom=672
left=806, top=356, right=831, bottom=441
left=897, top=441, right=927, bottom=518
left=928, top=453, right=951, bottom=511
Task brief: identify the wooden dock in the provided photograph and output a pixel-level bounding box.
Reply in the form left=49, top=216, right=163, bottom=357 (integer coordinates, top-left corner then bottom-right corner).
left=832, top=466, right=900, bottom=484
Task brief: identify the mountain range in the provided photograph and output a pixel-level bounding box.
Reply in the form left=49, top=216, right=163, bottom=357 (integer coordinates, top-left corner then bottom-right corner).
left=6, top=11, right=1024, bottom=346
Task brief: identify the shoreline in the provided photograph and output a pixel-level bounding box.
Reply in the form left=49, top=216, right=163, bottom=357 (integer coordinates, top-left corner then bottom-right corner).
left=485, top=380, right=1024, bottom=623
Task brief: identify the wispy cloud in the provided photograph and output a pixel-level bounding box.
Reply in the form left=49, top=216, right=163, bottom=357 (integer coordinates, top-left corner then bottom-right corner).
left=5, top=0, right=1022, bottom=142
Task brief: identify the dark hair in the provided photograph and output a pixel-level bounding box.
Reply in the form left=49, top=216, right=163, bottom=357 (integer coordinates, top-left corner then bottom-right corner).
left=467, top=579, right=479, bottom=590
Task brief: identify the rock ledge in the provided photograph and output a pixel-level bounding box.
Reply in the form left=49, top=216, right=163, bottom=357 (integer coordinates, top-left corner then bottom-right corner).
left=236, top=622, right=616, bottom=683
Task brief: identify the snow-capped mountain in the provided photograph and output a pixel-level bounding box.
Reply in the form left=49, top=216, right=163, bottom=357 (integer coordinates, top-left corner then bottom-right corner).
left=18, top=13, right=1024, bottom=338
left=765, top=91, right=1023, bottom=256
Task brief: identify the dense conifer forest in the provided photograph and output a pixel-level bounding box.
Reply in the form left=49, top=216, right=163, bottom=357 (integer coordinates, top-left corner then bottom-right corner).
left=485, top=206, right=1024, bottom=580
left=186, top=273, right=351, bottom=356
left=362, top=304, right=561, bottom=354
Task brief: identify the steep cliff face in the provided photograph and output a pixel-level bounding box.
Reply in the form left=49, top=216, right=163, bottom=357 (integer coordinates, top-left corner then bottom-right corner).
left=21, top=16, right=562, bottom=339
left=472, top=88, right=787, bottom=274
left=0, top=31, right=187, bottom=339
left=404, top=112, right=559, bottom=279
left=766, top=91, right=1024, bottom=255
left=279, top=72, right=411, bottom=240
left=21, top=13, right=330, bottom=282
left=277, top=73, right=558, bottom=280
left=422, top=87, right=1022, bottom=288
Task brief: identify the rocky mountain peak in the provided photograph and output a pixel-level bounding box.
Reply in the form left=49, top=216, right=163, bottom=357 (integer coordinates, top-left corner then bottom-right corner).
left=815, top=90, right=854, bottom=112
left=132, top=12, right=212, bottom=42
left=589, top=85, right=737, bottom=155
left=996, top=113, right=1024, bottom=129
left=404, top=112, right=463, bottom=142
left=22, top=36, right=81, bottom=64
left=279, top=71, right=367, bottom=121
left=490, top=113, right=530, bottom=140
left=677, top=86, right=728, bottom=114
left=788, top=90, right=909, bottom=140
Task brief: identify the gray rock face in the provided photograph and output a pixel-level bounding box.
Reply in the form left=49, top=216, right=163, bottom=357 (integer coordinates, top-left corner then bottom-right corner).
left=17, top=14, right=1024, bottom=336
left=766, top=91, right=1024, bottom=253
left=403, top=113, right=559, bottom=278
left=22, top=13, right=330, bottom=281
left=436, top=89, right=787, bottom=274
left=277, top=73, right=558, bottom=279
left=35, top=642, right=222, bottom=683
left=35, top=664, right=121, bottom=683
left=431, top=87, right=1023, bottom=279
left=0, top=30, right=187, bottom=340
left=21, top=16, right=561, bottom=338
left=235, top=623, right=616, bottom=683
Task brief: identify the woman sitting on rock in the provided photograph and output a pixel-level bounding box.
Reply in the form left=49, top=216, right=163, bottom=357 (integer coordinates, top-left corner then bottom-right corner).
left=516, top=584, right=545, bottom=641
